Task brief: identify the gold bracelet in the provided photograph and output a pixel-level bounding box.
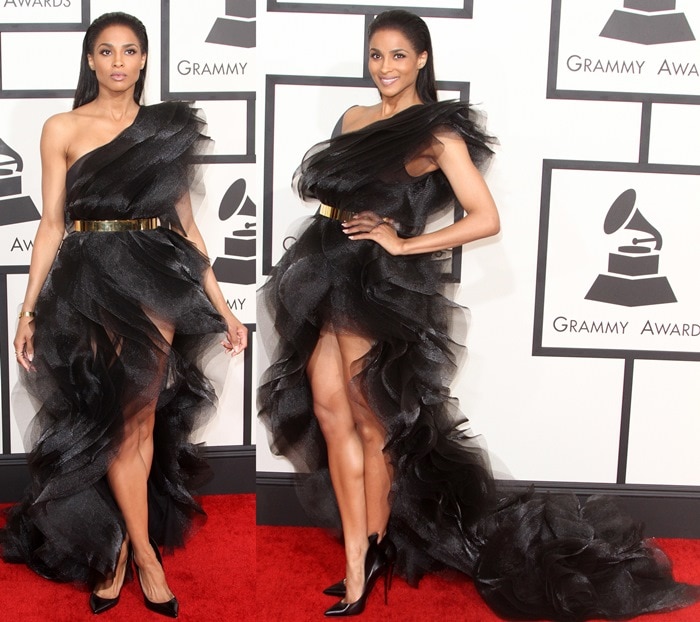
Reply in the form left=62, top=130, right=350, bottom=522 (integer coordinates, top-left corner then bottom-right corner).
left=18, top=311, right=35, bottom=319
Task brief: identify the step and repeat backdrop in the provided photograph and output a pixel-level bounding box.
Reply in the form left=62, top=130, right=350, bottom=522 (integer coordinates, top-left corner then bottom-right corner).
left=1, top=0, right=698, bottom=508
left=0, top=0, right=256, bottom=479
left=256, top=0, right=700, bottom=500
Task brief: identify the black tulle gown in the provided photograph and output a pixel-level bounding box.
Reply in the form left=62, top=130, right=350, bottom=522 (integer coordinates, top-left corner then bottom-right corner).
left=0, top=102, right=225, bottom=584
left=258, top=101, right=699, bottom=620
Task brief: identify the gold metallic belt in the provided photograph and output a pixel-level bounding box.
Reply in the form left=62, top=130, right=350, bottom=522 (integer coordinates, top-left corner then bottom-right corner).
left=73, top=217, right=159, bottom=232
left=318, top=203, right=355, bottom=223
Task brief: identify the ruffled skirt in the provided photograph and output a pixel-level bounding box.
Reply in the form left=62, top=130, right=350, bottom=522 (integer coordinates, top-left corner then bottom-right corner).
left=0, top=228, right=224, bottom=584
left=259, top=216, right=699, bottom=620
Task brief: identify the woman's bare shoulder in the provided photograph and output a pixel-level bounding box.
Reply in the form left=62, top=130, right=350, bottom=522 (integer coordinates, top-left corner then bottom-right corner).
left=41, top=109, right=83, bottom=143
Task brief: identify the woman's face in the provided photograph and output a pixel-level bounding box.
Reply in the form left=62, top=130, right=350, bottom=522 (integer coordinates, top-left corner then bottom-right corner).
left=368, top=28, right=427, bottom=101
left=87, top=25, right=146, bottom=96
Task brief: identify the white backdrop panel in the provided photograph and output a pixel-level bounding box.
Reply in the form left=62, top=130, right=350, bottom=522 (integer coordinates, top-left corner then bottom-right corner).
left=261, top=12, right=364, bottom=79
left=555, top=0, right=700, bottom=98
left=198, top=100, right=250, bottom=157
left=0, top=1, right=82, bottom=24
left=168, top=0, right=254, bottom=94
left=649, top=103, right=700, bottom=166
left=0, top=100, right=64, bottom=266
left=541, top=169, right=700, bottom=354
left=197, top=162, right=257, bottom=326
left=1, top=32, right=82, bottom=91
left=627, top=359, right=700, bottom=486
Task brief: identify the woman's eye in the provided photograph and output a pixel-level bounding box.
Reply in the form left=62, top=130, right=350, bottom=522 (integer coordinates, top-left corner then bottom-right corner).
left=99, top=49, right=111, bottom=56
left=125, top=48, right=137, bottom=55
left=394, top=53, right=405, bottom=59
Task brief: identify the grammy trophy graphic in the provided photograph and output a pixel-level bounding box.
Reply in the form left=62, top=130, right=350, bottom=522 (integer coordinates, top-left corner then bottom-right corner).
left=586, top=188, right=676, bottom=307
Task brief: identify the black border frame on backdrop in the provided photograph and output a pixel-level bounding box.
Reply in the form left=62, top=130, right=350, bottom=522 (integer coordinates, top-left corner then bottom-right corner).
left=261, top=74, right=470, bottom=277
left=534, top=159, right=700, bottom=363
left=0, top=0, right=89, bottom=31
left=159, top=0, right=256, bottom=164
left=548, top=0, right=700, bottom=105
left=534, top=161, right=700, bottom=486
left=0, top=0, right=90, bottom=99
left=267, top=0, right=473, bottom=18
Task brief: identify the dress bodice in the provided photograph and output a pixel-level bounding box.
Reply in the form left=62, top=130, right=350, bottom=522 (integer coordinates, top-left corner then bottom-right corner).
left=65, top=102, right=209, bottom=229
left=296, top=101, right=494, bottom=236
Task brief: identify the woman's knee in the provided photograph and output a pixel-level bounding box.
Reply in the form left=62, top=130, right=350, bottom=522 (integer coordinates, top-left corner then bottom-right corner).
left=354, top=417, right=385, bottom=447
left=345, top=387, right=385, bottom=446
left=314, top=398, right=355, bottom=440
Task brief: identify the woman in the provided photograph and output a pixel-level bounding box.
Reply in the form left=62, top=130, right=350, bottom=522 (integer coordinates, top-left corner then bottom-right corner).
left=0, top=12, right=247, bottom=617
left=259, top=9, right=698, bottom=620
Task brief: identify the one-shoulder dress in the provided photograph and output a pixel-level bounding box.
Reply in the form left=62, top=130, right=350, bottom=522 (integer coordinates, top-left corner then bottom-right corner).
left=258, top=101, right=699, bottom=621
left=0, top=102, right=225, bottom=584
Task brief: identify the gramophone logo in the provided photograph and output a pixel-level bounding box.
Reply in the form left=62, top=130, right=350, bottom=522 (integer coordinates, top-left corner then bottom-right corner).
left=0, top=137, right=40, bottom=227
left=600, top=0, right=695, bottom=45
left=585, top=188, right=676, bottom=307
left=212, top=178, right=255, bottom=285
left=206, top=0, right=255, bottom=48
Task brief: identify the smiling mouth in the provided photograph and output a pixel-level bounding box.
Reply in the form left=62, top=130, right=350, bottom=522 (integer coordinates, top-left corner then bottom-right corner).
left=111, top=73, right=127, bottom=80
left=379, top=77, right=399, bottom=86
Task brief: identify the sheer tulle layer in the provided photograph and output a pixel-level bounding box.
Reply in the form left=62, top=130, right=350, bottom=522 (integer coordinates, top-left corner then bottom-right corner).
left=0, top=102, right=225, bottom=584
left=258, top=101, right=699, bottom=619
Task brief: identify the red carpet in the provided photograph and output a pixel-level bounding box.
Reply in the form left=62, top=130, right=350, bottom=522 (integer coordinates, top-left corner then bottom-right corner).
left=3, top=498, right=697, bottom=620
left=0, top=494, right=255, bottom=622
left=256, top=525, right=700, bottom=622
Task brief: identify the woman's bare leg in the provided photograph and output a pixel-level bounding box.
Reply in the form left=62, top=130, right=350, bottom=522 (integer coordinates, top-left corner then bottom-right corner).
left=100, top=316, right=176, bottom=604
left=309, top=331, right=369, bottom=603
left=308, top=330, right=392, bottom=603
left=336, top=333, right=392, bottom=540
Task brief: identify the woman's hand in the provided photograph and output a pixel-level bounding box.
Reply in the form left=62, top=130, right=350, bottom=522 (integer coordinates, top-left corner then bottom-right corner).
left=342, top=211, right=406, bottom=256
left=221, top=314, right=248, bottom=357
left=14, top=317, right=36, bottom=372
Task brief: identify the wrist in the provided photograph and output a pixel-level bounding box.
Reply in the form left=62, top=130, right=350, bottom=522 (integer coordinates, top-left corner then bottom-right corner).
left=18, top=310, right=35, bottom=319
left=397, top=238, right=410, bottom=255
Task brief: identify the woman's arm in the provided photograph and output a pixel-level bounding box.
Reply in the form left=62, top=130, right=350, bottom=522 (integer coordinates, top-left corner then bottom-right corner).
left=342, top=129, right=500, bottom=256
left=175, top=193, right=248, bottom=356
left=13, top=115, right=70, bottom=370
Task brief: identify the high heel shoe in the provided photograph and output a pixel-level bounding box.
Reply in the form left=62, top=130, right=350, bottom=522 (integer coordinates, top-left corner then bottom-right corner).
left=89, top=543, right=133, bottom=614
left=324, top=533, right=392, bottom=617
left=135, top=537, right=179, bottom=618
left=323, top=534, right=396, bottom=597
left=323, top=578, right=347, bottom=598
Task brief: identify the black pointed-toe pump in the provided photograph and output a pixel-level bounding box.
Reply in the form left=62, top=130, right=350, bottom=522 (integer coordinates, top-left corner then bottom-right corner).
left=324, top=534, right=393, bottom=617
left=89, top=544, right=133, bottom=614
left=135, top=538, right=179, bottom=619
left=323, top=534, right=396, bottom=598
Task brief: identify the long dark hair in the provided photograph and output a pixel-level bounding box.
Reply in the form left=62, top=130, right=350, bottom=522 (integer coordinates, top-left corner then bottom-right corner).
left=73, top=12, right=148, bottom=110
left=367, top=10, right=437, bottom=104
